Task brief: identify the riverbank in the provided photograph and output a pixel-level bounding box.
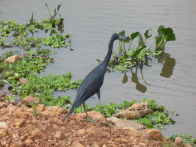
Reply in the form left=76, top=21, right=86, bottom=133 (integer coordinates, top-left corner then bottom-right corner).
left=0, top=100, right=191, bottom=147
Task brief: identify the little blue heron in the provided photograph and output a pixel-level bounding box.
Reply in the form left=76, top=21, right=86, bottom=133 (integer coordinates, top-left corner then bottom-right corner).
left=66, top=33, right=128, bottom=122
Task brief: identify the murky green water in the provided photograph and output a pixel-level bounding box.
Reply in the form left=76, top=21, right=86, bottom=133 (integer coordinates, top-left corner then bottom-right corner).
left=1, top=0, right=196, bottom=137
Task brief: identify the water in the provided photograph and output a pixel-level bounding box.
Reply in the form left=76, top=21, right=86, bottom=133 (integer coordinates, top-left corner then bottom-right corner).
left=1, top=0, right=196, bottom=137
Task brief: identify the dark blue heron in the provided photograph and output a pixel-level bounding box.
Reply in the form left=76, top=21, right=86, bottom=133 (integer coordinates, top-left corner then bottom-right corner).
left=66, top=33, right=128, bottom=122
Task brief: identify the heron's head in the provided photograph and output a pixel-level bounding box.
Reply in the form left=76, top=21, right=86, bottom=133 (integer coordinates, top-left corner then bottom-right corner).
left=111, top=33, right=130, bottom=42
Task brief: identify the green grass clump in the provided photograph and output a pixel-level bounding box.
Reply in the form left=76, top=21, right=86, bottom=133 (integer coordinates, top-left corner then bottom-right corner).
left=168, top=134, right=196, bottom=146
left=15, top=73, right=82, bottom=105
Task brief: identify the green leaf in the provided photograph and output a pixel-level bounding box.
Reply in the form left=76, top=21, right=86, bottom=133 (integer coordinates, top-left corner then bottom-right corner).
left=144, top=29, right=152, bottom=39
left=119, top=30, right=125, bottom=37
left=130, top=32, right=139, bottom=40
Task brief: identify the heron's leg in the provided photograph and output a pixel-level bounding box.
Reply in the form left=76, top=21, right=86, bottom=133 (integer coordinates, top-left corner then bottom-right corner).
left=97, top=89, right=108, bottom=125
left=82, top=102, right=89, bottom=118
left=83, top=102, right=95, bottom=123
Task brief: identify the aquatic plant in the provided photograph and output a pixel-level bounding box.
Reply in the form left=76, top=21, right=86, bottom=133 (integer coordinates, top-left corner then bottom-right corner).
left=97, top=26, right=176, bottom=72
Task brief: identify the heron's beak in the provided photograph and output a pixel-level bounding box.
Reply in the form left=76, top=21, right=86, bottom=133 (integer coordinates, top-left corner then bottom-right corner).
left=119, top=36, right=130, bottom=41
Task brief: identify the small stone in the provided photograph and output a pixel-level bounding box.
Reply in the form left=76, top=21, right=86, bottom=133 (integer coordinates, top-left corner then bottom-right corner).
left=175, top=137, right=183, bottom=145
left=7, top=105, right=17, bottom=112
left=42, top=106, right=67, bottom=117
left=25, top=139, right=33, bottom=145
left=0, top=122, right=8, bottom=129
left=87, top=127, right=103, bottom=137
left=184, top=144, right=193, bottom=147
left=37, top=104, right=45, bottom=112
left=71, top=142, right=85, bottom=147
left=0, top=129, right=7, bottom=138
left=10, top=142, right=25, bottom=147
left=14, top=118, right=25, bottom=128
left=4, top=55, right=22, bottom=63
left=138, top=143, right=147, bottom=147
left=19, top=78, right=29, bottom=84
left=31, top=129, right=44, bottom=138
left=87, top=111, right=105, bottom=123
left=22, top=96, right=40, bottom=107
left=114, top=138, right=128, bottom=144
left=55, top=131, right=64, bottom=139
left=74, top=113, right=86, bottom=119
left=0, top=101, right=7, bottom=108
left=77, top=129, right=86, bottom=136
left=130, top=102, right=148, bottom=110
left=146, top=129, right=163, bottom=141
left=107, top=117, right=145, bottom=130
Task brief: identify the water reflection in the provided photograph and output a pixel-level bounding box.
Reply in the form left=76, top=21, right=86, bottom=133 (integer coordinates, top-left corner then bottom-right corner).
left=122, top=50, right=176, bottom=93
left=156, top=51, right=176, bottom=78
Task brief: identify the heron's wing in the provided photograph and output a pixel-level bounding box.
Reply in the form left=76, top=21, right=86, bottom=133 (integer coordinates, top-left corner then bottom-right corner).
left=73, top=64, right=106, bottom=108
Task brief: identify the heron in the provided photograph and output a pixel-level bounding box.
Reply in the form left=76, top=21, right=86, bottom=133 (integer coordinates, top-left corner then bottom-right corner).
left=65, top=33, right=128, bottom=123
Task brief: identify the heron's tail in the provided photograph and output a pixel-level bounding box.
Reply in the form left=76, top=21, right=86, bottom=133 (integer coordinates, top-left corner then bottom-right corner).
left=65, top=104, right=75, bottom=118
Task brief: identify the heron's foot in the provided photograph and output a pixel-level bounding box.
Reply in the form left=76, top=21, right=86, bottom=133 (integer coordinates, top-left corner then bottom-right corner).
left=103, top=118, right=112, bottom=128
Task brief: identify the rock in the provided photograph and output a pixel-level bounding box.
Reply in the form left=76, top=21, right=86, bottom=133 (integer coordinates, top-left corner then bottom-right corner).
left=0, top=122, right=8, bottom=129
left=174, top=137, right=183, bottom=147
left=74, top=111, right=105, bottom=123
left=4, top=55, right=22, bottom=63
left=138, top=143, right=147, bottom=147
left=146, top=129, right=163, bottom=141
left=14, top=118, right=25, bottom=128
left=25, top=139, right=33, bottom=145
left=31, top=129, right=44, bottom=138
left=7, top=105, right=17, bottom=112
left=130, top=102, right=148, bottom=110
left=0, top=101, right=8, bottom=108
left=10, top=142, right=25, bottom=147
left=184, top=144, right=192, bottom=147
left=37, top=104, right=45, bottom=112
left=55, top=131, right=64, bottom=139
left=87, top=126, right=103, bottom=137
left=0, top=129, right=7, bottom=138
left=74, top=113, right=86, bottom=119
left=22, top=96, right=40, bottom=107
left=77, top=129, right=86, bottom=136
left=114, top=138, right=128, bottom=144
left=88, top=111, right=105, bottom=123
left=19, top=78, right=29, bottom=84
left=71, top=142, right=85, bottom=147
left=115, top=102, right=153, bottom=120
left=107, top=117, right=145, bottom=130
left=174, top=137, right=183, bottom=146
left=42, top=106, right=67, bottom=117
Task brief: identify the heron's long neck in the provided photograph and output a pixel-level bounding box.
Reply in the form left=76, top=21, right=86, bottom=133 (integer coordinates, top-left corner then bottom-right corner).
left=104, top=38, right=115, bottom=66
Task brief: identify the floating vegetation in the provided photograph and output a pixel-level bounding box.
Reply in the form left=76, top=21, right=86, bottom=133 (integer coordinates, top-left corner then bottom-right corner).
left=0, top=4, right=80, bottom=107
left=0, top=4, right=71, bottom=54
